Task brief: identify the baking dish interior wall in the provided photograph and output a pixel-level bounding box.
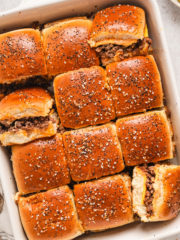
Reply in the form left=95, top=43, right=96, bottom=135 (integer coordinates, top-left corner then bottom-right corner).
left=0, top=1, right=180, bottom=240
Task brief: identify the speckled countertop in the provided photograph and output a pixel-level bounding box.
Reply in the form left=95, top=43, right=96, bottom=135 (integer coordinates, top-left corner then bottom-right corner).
left=0, top=0, right=180, bottom=239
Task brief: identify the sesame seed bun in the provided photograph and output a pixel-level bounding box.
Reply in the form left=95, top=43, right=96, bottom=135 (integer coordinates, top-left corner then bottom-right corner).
left=116, top=110, right=173, bottom=166
left=132, top=164, right=180, bottom=222
left=107, top=55, right=163, bottom=117
left=0, top=88, right=53, bottom=123
left=63, top=123, right=124, bottom=182
left=12, top=134, right=70, bottom=194
left=89, top=5, right=146, bottom=48
left=54, top=66, right=115, bottom=129
left=74, top=174, right=134, bottom=231
left=0, top=88, right=58, bottom=146
left=42, top=17, right=99, bottom=76
left=18, top=186, right=84, bottom=240
left=0, top=29, right=47, bottom=84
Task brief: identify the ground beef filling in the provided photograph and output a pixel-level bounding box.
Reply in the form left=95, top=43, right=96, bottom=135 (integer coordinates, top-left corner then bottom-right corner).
left=141, top=166, right=155, bottom=217
left=96, top=37, right=152, bottom=64
left=0, top=116, right=51, bottom=134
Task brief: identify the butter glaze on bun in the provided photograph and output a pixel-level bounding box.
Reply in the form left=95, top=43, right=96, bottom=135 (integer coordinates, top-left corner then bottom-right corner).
left=89, top=5, right=146, bottom=47
left=18, top=186, right=84, bottom=240
left=12, top=134, right=70, bottom=194
left=0, top=29, right=47, bottom=84
left=43, top=17, right=99, bottom=76
left=74, top=174, right=134, bottom=231
left=0, top=88, right=58, bottom=146
left=63, top=123, right=124, bottom=182
left=54, top=66, right=115, bottom=129
left=116, top=110, right=173, bottom=166
left=107, top=55, right=163, bottom=117
left=0, top=87, right=53, bottom=123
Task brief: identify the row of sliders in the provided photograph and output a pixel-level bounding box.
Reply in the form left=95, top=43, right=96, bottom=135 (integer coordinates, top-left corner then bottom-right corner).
left=0, top=55, right=164, bottom=146
left=17, top=164, right=180, bottom=240
left=12, top=110, right=173, bottom=195
left=54, top=56, right=163, bottom=129
left=0, top=5, right=151, bottom=98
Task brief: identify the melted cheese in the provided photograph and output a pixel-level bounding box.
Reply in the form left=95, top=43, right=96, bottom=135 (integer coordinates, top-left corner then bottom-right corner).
left=144, top=24, right=149, bottom=37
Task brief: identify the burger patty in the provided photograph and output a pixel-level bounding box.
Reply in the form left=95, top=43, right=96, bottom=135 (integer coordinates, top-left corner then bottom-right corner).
left=95, top=37, right=152, bottom=64
left=0, top=116, right=52, bottom=134
left=141, top=166, right=155, bottom=217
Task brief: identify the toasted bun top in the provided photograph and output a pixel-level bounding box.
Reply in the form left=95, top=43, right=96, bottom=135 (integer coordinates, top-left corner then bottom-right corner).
left=0, top=87, right=53, bottom=123
left=89, top=5, right=145, bottom=47
left=153, top=165, right=180, bottom=221
left=18, top=186, right=84, bottom=240
left=116, top=110, right=173, bottom=166
left=107, top=55, right=163, bottom=117
left=43, top=17, right=99, bottom=76
left=44, top=17, right=88, bottom=28
left=63, top=123, right=124, bottom=182
left=54, top=66, right=115, bottom=129
left=12, top=134, right=70, bottom=194
left=74, top=174, right=133, bottom=231
left=0, top=29, right=47, bottom=84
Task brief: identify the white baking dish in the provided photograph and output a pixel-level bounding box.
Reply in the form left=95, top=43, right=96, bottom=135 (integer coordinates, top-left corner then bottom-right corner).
left=0, top=0, right=180, bottom=239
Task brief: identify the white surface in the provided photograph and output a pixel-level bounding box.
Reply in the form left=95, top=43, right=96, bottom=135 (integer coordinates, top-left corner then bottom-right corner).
left=170, top=0, right=180, bottom=8
left=0, top=0, right=180, bottom=239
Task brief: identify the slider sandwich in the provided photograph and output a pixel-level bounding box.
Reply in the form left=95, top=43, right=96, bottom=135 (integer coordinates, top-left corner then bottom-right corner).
left=63, top=123, right=124, bottom=182
left=0, top=29, right=47, bottom=98
left=107, top=55, right=163, bottom=117
left=18, top=186, right=84, bottom=240
left=42, top=17, right=99, bottom=76
left=89, top=5, right=152, bottom=66
left=12, top=134, right=70, bottom=194
left=116, top=110, right=173, bottom=166
left=0, top=87, right=58, bottom=146
left=54, top=66, right=115, bottom=129
left=74, top=174, right=134, bottom=231
left=132, top=164, right=180, bottom=222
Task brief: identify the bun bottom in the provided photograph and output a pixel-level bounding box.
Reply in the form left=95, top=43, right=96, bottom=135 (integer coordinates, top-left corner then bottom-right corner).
left=0, top=113, right=58, bottom=146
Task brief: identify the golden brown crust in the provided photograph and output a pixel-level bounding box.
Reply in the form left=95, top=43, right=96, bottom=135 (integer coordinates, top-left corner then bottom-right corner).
left=107, top=55, right=163, bottom=117
left=74, top=174, right=134, bottom=231
left=153, top=165, right=180, bottom=221
left=116, top=110, right=173, bottom=166
left=63, top=123, right=124, bottom=182
left=18, top=186, right=84, bottom=240
left=42, top=18, right=99, bottom=76
left=0, top=29, right=47, bottom=84
left=12, top=134, right=70, bottom=194
left=133, top=165, right=180, bottom=222
left=54, top=66, right=115, bottom=129
left=44, top=17, right=88, bottom=28
left=0, top=87, right=53, bottom=123
left=89, top=5, right=145, bottom=47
